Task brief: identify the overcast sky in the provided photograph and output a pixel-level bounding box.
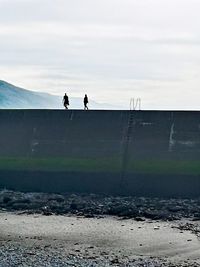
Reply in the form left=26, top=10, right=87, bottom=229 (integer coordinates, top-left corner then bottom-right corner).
left=0, top=0, right=200, bottom=109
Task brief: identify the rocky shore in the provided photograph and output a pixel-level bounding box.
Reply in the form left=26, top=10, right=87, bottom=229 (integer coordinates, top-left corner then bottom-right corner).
left=1, top=190, right=200, bottom=221
left=1, top=190, right=200, bottom=266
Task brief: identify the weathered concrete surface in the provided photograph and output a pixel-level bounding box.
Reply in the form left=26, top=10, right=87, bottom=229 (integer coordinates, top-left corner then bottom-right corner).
left=0, top=110, right=200, bottom=197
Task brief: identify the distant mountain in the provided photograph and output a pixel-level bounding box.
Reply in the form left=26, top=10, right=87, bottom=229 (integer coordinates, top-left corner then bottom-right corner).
left=0, top=80, right=61, bottom=109
left=0, top=80, right=118, bottom=109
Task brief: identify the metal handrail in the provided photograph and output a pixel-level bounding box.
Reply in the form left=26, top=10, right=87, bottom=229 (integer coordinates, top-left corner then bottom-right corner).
left=130, top=97, right=141, bottom=110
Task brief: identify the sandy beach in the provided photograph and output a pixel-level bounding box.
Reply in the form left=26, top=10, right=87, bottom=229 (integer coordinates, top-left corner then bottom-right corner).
left=0, top=212, right=200, bottom=266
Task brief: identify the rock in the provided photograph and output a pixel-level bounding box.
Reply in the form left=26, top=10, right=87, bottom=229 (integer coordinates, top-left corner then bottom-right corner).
left=70, top=203, right=77, bottom=210
left=84, top=213, right=95, bottom=218
left=135, top=217, right=145, bottom=222
left=110, top=258, right=120, bottom=264
left=2, top=196, right=12, bottom=204
left=48, top=195, right=65, bottom=203
left=167, top=206, right=183, bottom=212
left=42, top=210, right=53, bottom=216
left=11, top=203, right=30, bottom=210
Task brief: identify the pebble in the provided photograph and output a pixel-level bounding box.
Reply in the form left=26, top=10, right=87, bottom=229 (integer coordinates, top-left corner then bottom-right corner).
left=0, top=245, right=198, bottom=267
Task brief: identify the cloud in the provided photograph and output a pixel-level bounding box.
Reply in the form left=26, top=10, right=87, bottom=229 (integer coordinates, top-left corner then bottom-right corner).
left=0, top=0, right=200, bottom=109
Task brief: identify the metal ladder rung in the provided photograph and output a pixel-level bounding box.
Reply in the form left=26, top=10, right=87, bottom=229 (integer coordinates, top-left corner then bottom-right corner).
left=120, top=110, right=134, bottom=191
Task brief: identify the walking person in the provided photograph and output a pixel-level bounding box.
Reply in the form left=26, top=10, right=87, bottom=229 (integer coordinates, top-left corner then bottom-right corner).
left=63, top=93, right=69, bottom=109
left=84, top=94, right=89, bottom=110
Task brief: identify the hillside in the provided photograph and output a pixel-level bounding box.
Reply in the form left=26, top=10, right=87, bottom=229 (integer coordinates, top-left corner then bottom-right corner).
left=0, top=81, right=63, bottom=109
left=0, top=81, right=117, bottom=109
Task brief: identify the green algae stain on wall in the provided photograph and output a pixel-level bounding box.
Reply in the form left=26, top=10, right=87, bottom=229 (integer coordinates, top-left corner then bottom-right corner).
left=0, top=157, right=121, bottom=172
left=0, top=157, right=200, bottom=176
left=127, top=160, right=200, bottom=175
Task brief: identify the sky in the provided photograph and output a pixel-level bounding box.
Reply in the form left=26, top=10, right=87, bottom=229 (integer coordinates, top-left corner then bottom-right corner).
left=0, top=0, right=200, bottom=109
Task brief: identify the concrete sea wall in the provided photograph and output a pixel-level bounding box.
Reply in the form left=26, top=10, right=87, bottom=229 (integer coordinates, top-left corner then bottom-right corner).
left=0, top=110, right=200, bottom=197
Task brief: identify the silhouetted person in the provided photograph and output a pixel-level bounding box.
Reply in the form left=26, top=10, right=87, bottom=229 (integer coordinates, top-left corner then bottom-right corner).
left=63, top=93, right=69, bottom=109
left=84, top=94, right=89, bottom=110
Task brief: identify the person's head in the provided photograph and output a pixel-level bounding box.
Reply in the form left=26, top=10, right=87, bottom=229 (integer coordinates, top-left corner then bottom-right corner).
left=85, top=94, right=87, bottom=97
